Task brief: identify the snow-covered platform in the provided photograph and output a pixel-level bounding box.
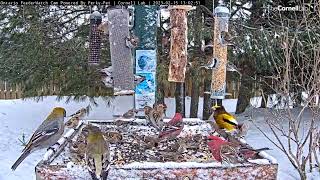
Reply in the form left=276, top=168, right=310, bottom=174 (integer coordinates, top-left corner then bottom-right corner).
left=35, top=118, right=278, bottom=180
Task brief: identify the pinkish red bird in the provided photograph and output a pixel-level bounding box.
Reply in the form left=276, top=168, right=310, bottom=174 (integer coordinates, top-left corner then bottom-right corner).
left=207, top=135, right=270, bottom=163
left=158, top=113, right=184, bottom=139
left=207, top=135, right=228, bottom=162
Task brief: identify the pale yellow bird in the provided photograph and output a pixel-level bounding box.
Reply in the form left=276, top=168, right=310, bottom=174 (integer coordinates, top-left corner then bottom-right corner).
left=11, top=107, right=66, bottom=170
left=85, top=125, right=110, bottom=180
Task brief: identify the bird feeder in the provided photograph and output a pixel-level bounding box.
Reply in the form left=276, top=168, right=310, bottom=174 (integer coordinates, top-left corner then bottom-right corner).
left=168, top=5, right=194, bottom=82
left=107, top=7, right=135, bottom=92
left=211, top=1, right=230, bottom=99
left=88, top=11, right=102, bottom=65
left=35, top=118, right=278, bottom=180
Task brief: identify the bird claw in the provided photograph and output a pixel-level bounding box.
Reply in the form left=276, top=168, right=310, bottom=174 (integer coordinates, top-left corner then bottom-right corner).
left=47, top=146, right=56, bottom=153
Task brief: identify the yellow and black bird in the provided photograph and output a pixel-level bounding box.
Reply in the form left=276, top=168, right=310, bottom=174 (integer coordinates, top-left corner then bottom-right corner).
left=212, top=105, right=238, bottom=132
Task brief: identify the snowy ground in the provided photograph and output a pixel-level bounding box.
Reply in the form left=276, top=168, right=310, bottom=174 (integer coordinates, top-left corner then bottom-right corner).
left=0, top=96, right=319, bottom=180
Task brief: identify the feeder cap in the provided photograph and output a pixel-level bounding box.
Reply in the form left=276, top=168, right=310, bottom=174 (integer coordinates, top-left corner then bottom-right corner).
left=90, top=11, right=102, bottom=19
left=214, top=1, right=230, bottom=17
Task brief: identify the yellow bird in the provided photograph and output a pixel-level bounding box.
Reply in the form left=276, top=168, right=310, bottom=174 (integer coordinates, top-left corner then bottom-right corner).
left=212, top=105, right=238, bottom=132
left=11, top=107, right=66, bottom=170
left=85, top=125, right=110, bottom=180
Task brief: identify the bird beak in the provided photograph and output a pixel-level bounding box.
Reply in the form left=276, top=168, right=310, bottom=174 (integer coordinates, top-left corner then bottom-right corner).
left=212, top=104, right=220, bottom=110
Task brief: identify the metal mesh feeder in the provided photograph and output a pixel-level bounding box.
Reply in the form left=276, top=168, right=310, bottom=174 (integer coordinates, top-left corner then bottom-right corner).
left=88, top=11, right=103, bottom=65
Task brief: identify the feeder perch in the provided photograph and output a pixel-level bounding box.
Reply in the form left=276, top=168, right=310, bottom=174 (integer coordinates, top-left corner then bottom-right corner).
left=35, top=118, right=278, bottom=179
left=168, top=5, right=194, bottom=82
left=211, top=1, right=230, bottom=99
left=88, top=11, right=102, bottom=65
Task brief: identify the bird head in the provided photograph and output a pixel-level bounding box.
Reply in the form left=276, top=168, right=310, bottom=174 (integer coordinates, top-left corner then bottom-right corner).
left=52, top=107, right=66, bottom=117
left=211, top=104, right=220, bottom=111
left=144, top=106, right=152, bottom=113
left=168, top=113, right=183, bottom=126
left=68, top=108, right=87, bottom=117
left=173, top=113, right=182, bottom=120
left=212, top=105, right=226, bottom=112
left=82, top=124, right=102, bottom=137
left=156, top=104, right=166, bottom=112
left=207, top=135, right=225, bottom=142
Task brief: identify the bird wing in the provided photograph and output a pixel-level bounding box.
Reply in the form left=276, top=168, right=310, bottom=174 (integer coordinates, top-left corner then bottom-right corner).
left=102, top=149, right=110, bottom=173
left=22, top=120, right=60, bottom=153
left=162, top=124, right=181, bottom=132
left=221, top=113, right=238, bottom=126
left=86, top=153, right=97, bottom=175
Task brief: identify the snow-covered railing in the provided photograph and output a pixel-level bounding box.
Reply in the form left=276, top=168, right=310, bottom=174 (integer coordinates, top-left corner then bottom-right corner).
left=42, top=120, right=84, bottom=164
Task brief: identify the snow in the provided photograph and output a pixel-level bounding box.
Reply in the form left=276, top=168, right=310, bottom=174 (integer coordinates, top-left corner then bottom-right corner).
left=0, top=96, right=113, bottom=180
left=118, top=161, right=222, bottom=169
left=0, top=96, right=318, bottom=180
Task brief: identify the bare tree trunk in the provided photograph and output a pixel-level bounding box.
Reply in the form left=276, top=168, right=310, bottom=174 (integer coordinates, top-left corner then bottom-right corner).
left=236, top=76, right=253, bottom=114
left=203, top=74, right=212, bottom=120
left=156, top=82, right=165, bottom=104
left=190, top=7, right=203, bottom=118
left=175, top=82, right=185, bottom=117
left=190, top=76, right=200, bottom=117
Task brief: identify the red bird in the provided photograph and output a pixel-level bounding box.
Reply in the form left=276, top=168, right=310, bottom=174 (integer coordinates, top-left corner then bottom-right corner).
left=158, top=113, right=184, bottom=139
left=207, top=135, right=270, bottom=164
left=207, top=136, right=228, bottom=162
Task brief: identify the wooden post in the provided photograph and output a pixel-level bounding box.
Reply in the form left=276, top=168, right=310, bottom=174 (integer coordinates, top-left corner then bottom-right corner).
left=168, top=5, right=193, bottom=82
left=211, top=1, right=230, bottom=101
left=168, top=5, right=194, bottom=116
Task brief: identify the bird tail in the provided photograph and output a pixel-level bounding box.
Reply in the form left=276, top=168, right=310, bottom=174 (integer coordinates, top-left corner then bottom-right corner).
left=255, top=147, right=271, bottom=152
left=11, top=150, right=31, bottom=171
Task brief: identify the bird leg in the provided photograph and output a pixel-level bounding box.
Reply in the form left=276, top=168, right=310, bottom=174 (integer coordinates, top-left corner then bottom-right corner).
left=47, top=146, right=56, bottom=153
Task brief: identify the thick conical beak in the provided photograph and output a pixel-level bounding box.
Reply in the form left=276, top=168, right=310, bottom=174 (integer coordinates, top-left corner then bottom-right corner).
left=212, top=104, right=220, bottom=110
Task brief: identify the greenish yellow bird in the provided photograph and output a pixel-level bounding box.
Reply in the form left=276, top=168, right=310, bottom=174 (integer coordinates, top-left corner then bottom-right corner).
left=11, top=107, right=66, bottom=170
left=85, top=125, right=110, bottom=180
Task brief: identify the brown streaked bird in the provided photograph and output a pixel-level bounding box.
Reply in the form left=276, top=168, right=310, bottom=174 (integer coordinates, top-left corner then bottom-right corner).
left=144, top=106, right=154, bottom=125
left=122, top=108, right=139, bottom=119
left=152, top=104, right=166, bottom=130
left=65, top=108, right=87, bottom=129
